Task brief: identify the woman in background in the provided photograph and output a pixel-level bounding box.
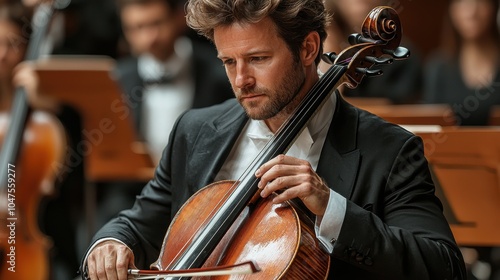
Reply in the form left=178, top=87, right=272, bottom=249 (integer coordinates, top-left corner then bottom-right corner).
left=423, top=0, right=500, bottom=126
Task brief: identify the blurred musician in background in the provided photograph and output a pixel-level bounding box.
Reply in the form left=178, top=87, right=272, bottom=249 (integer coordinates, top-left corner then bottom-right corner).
left=1, top=2, right=82, bottom=279
left=113, top=0, right=233, bottom=163
left=423, top=0, right=500, bottom=126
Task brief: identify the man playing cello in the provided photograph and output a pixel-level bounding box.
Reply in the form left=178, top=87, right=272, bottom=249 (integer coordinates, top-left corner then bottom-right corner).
left=82, top=0, right=466, bottom=279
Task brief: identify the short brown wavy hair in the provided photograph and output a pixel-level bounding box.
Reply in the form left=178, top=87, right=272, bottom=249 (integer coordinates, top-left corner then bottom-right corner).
left=185, top=0, right=329, bottom=65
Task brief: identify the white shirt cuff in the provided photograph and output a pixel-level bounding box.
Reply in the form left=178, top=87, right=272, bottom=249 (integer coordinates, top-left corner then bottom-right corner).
left=315, top=189, right=346, bottom=253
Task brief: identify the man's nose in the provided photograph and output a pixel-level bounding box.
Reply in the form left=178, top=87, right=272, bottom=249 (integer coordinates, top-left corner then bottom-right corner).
left=234, top=64, right=254, bottom=89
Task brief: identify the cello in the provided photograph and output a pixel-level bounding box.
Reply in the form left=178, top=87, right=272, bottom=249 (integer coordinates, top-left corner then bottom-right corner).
left=128, top=6, right=409, bottom=279
left=0, top=1, right=67, bottom=279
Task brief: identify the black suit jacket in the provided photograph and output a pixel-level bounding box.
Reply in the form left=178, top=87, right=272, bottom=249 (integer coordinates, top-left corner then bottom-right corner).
left=112, top=40, right=234, bottom=138
left=88, top=92, right=466, bottom=279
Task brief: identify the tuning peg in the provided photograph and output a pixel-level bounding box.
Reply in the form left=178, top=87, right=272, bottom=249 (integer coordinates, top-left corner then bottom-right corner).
left=348, top=33, right=380, bottom=45
left=383, top=47, right=410, bottom=60
left=365, top=56, right=393, bottom=65
left=321, top=52, right=337, bottom=64
left=356, top=68, right=383, bottom=77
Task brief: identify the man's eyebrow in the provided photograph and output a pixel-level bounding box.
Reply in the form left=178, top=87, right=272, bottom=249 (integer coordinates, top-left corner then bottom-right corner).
left=217, top=50, right=272, bottom=60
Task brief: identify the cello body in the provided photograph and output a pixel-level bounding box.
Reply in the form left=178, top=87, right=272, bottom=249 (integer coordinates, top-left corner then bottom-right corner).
left=152, top=180, right=330, bottom=279
left=0, top=111, right=66, bottom=280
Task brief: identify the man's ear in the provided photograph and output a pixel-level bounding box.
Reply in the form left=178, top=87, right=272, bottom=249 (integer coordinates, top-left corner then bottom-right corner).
left=300, top=31, right=321, bottom=67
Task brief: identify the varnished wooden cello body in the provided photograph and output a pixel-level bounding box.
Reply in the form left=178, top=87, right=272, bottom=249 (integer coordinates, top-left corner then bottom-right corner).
left=128, top=6, right=410, bottom=279
left=0, top=2, right=66, bottom=279
left=0, top=112, right=65, bottom=280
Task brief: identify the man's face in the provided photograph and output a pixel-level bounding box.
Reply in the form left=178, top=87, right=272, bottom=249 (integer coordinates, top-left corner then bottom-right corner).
left=214, top=18, right=306, bottom=121
left=0, top=20, right=26, bottom=81
left=121, top=1, right=184, bottom=61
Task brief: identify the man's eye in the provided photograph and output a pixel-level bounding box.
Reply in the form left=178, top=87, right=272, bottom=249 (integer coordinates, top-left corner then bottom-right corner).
left=251, top=57, right=266, bottom=62
left=222, top=59, right=235, bottom=66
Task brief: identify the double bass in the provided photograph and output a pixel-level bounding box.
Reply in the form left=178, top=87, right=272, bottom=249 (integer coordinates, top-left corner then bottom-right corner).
left=0, top=2, right=67, bottom=279
left=128, top=6, right=410, bottom=279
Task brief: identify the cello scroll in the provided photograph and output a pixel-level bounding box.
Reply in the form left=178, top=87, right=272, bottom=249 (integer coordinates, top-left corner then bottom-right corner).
left=322, top=6, right=410, bottom=89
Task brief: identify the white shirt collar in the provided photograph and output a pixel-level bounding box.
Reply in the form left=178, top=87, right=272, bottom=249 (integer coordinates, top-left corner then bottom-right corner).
left=214, top=89, right=337, bottom=182
left=246, top=92, right=337, bottom=157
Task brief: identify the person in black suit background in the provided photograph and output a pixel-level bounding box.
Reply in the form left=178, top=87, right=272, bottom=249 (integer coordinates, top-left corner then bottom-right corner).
left=82, top=0, right=466, bottom=279
left=112, top=0, right=233, bottom=162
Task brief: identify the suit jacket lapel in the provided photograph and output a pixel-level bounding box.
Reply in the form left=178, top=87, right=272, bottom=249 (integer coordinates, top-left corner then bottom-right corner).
left=317, top=92, right=360, bottom=199
left=189, top=101, right=248, bottom=187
